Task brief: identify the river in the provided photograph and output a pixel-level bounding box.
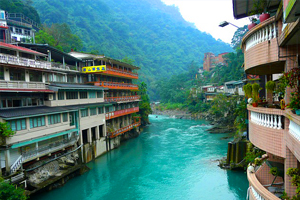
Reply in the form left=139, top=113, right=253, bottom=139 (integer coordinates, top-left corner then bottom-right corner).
left=31, top=115, right=249, bottom=200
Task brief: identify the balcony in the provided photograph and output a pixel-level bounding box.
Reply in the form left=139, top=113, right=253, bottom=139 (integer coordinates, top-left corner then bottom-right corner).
left=106, top=107, right=139, bottom=120
left=286, top=110, right=300, bottom=161
left=109, top=120, right=141, bottom=138
left=278, top=18, right=300, bottom=46
left=51, top=62, right=79, bottom=72
left=0, top=53, right=51, bottom=70
left=103, top=66, right=138, bottom=79
left=93, top=81, right=139, bottom=90
left=241, top=16, right=285, bottom=75
left=0, top=80, right=47, bottom=90
left=22, top=137, right=78, bottom=163
left=247, top=164, right=281, bottom=200
left=248, top=105, right=285, bottom=157
left=104, top=95, right=140, bottom=102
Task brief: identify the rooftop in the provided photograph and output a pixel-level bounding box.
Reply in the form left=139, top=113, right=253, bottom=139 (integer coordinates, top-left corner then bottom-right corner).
left=0, top=42, right=46, bottom=56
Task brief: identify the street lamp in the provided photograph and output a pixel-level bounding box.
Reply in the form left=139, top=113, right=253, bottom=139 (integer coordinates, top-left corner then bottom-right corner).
left=219, top=21, right=240, bottom=28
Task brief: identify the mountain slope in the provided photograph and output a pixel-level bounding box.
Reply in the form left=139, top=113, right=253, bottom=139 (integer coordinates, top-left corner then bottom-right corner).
left=32, top=0, right=232, bottom=98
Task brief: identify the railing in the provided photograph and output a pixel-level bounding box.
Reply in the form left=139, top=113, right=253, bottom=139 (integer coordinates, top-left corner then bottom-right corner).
left=104, top=95, right=140, bottom=102
left=95, top=81, right=139, bottom=90
left=106, top=107, right=139, bottom=120
left=289, top=120, right=300, bottom=142
left=106, top=66, right=138, bottom=78
left=0, top=80, right=46, bottom=89
left=6, top=19, right=32, bottom=29
left=0, top=53, right=51, bottom=69
left=51, top=63, right=78, bottom=71
left=250, top=186, right=265, bottom=200
left=244, top=17, right=277, bottom=51
left=22, top=138, right=78, bottom=162
left=109, top=120, right=141, bottom=138
left=251, top=111, right=283, bottom=129
left=10, top=155, right=23, bottom=174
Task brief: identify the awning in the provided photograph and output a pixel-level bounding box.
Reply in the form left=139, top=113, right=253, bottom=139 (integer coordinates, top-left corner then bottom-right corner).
left=10, top=128, right=79, bottom=149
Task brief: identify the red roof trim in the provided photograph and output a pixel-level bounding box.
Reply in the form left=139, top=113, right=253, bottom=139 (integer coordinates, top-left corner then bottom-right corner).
left=0, top=88, right=54, bottom=93
left=0, top=42, right=46, bottom=56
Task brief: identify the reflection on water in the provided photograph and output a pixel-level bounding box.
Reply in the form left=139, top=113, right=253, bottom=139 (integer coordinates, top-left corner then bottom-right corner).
left=31, top=115, right=248, bottom=200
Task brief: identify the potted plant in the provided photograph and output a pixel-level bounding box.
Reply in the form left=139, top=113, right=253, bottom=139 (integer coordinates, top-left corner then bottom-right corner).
left=265, top=80, right=276, bottom=103
left=268, top=167, right=279, bottom=192
left=248, top=17, right=258, bottom=30
left=243, top=83, right=252, bottom=99
left=288, top=92, right=300, bottom=115
left=252, top=83, right=261, bottom=107
left=253, top=0, right=270, bottom=22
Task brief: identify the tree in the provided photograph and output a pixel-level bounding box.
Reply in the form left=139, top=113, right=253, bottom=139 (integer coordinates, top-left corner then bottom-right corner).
left=0, top=177, right=28, bottom=200
left=138, top=82, right=152, bottom=125
left=231, top=25, right=248, bottom=49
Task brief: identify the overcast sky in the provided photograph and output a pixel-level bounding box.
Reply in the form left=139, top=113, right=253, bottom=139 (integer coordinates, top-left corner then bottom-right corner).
left=161, top=0, right=249, bottom=44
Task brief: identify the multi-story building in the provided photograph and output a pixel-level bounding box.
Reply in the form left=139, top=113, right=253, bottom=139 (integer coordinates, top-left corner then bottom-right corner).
left=203, top=52, right=229, bottom=71
left=0, top=10, right=37, bottom=43
left=69, top=51, right=141, bottom=152
left=232, top=1, right=300, bottom=199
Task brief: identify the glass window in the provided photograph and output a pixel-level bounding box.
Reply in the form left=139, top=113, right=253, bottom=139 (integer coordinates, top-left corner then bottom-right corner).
left=66, top=91, right=78, bottom=99
left=10, top=68, right=25, bottom=81
left=81, top=109, right=88, bottom=117
left=97, top=91, right=103, bottom=98
left=48, top=114, right=61, bottom=125
left=89, top=91, right=96, bottom=99
left=58, top=92, right=65, bottom=100
left=7, top=119, right=26, bottom=131
left=98, top=107, right=104, bottom=114
left=30, top=116, right=45, bottom=128
left=90, top=108, right=97, bottom=116
left=29, top=71, right=42, bottom=82
left=80, top=91, right=87, bottom=99
left=0, top=66, right=4, bottom=80
left=63, top=113, right=68, bottom=122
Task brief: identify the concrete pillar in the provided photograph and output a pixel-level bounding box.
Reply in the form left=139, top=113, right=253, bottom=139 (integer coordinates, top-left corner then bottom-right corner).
left=42, top=73, right=46, bottom=83
left=25, top=70, right=30, bottom=82
left=96, top=126, right=100, bottom=140
left=48, top=50, right=51, bottom=62
left=4, top=67, right=9, bottom=81
left=87, top=128, right=92, bottom=144
left=79, top=130, right=83, bottom=145
left=0, top=152, right=2, bottom=176
left=63, top=56, right=65, bottom=69
left=5, top=149, right=10, bottom=173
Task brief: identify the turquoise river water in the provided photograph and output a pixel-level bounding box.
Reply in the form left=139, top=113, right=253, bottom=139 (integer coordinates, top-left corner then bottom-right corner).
left=31, top=115, right=249, bottom=200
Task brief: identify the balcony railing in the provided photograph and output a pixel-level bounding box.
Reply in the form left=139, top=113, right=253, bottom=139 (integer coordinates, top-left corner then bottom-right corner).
left=106, top=66, right=138, bottom=78
left=243, top=16, right=277, bottom=51
left=289, top=120, right=300, bottom=142
left=0, top=53, right=51, bottom=69
left=106, top=107, right=139, bottom=120
left=51, top=63, right=78, bottom=71
left=251, top=111, right=283, bottom=129
left=109, top=120, right=141, bottom=138
left=104, top=95, right=140, bottom=102
left=10, top=155, right=23, bottom=174
left=0, top=80, right=46, bottom=90
left=94, top=81, right=139, bottom=90
left=22, top=138, right=78, bottom=162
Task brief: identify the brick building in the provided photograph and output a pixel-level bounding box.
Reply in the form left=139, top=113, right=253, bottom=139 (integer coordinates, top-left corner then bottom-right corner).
left=203, top=52, right=229, bottom=71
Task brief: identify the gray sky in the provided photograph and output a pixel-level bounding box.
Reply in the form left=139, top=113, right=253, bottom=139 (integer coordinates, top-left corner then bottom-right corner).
left=161, top=0, right=249, bottom=44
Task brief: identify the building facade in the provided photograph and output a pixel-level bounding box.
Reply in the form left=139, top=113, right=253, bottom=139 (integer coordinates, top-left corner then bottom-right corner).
left=203, top=52, right=229, bottom=72
left=233, top=0, right=300, bottom=199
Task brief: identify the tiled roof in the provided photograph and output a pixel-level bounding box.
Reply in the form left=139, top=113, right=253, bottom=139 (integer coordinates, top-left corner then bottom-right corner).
left=0, top=42, right=46, bottom=56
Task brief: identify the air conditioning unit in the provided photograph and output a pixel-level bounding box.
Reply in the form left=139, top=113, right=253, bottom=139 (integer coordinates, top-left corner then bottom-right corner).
left=48, top=94, right=54, bottom=101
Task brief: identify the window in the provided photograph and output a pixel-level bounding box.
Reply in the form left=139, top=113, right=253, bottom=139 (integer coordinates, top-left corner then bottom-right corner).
left=97, top=91, right=103, bottom=98
left=10, top=68, right=25, bottom=81
left=58, top=92, right=65, bottom=100
left=90, top=108, right=97, bottom=116
left=63, top=113, right=68, bottom=122
left=66, top=91, right=78, bottom=99
left=98, top=107, right=104, bottom=114
left=48, top=114, right=61, bottom=125
left=30, top=116, right=45, bottom=128
left=0, top=66, right=4, bottom=80
left=80, top=91, right=87, bottom=99
left=81, top=109, right=88, bottom=117
left=29, top=71, right=42, bottom=82
left=89, top=91, right=96, bottom=99
left=7, top=119, right=26, bottom=131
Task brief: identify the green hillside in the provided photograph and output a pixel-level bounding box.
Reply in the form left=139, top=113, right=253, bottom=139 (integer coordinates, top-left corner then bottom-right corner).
left=2, top=0, right=232, bottom=99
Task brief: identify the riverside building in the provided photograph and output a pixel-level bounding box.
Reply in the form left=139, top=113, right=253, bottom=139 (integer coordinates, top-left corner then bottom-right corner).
left=232, top=0, right=300, bottom=199
left=0, top=43, right=141, bottom=191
